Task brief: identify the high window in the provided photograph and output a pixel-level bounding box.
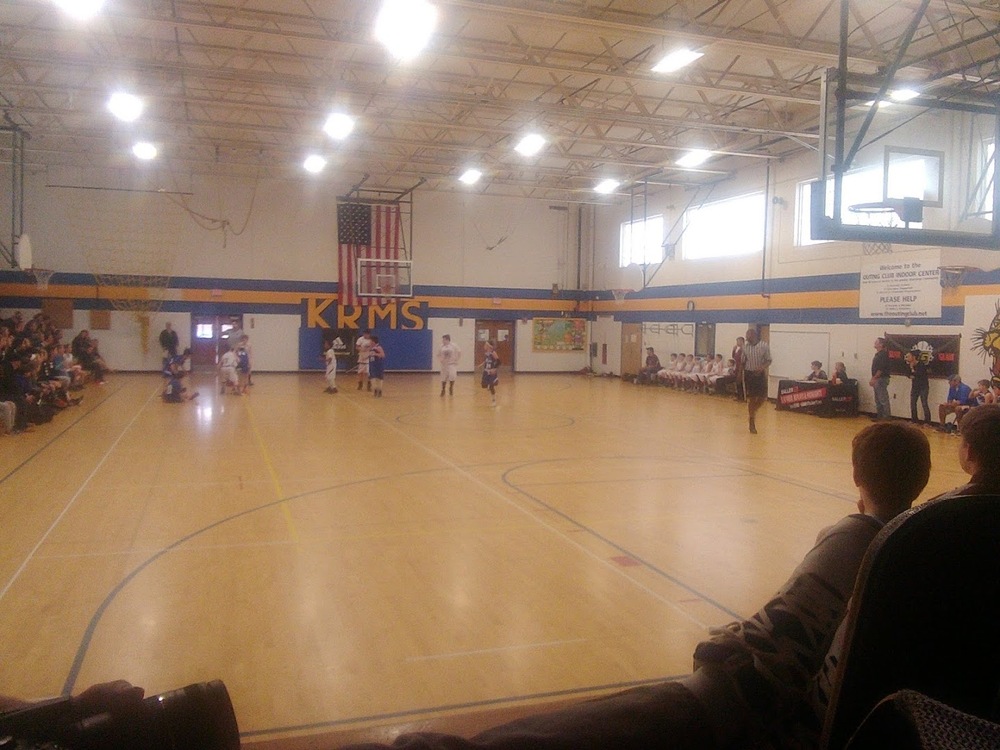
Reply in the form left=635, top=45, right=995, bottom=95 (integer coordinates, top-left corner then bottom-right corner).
left=682, top=192, right=765, bottom=260
left=619, top=214, right=664, bottom=267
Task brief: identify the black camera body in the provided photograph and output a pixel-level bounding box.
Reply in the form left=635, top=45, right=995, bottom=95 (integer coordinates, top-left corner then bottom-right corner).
left=0, top=681, right=239, bottom=750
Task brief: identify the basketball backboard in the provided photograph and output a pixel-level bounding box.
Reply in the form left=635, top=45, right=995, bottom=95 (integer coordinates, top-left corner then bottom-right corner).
left=811, top=68, right=999, bottom=250
left=356, top=258, right=413, bottom=298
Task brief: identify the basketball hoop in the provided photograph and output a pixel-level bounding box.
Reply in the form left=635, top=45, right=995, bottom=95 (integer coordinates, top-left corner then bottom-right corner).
left=27, top=267, right=54, bottom=291
left=938, top=265, right=980, bottom=289
left=862, top=239, right=893, bottom=256
left=848, top=203, right=896, bottom=256
left=611, top=289, right=632, bottom=302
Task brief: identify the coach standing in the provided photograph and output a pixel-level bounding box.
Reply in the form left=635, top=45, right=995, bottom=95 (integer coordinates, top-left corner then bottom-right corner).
left=743, top=327, right=772, bottom=434
left=869, top=337, right=892, bottom=421
left=158, top=322, right=179, bottom=371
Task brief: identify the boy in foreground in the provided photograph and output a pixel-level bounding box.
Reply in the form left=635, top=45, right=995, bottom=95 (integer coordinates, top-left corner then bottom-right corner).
left=339, top=422, right=931, bottom=749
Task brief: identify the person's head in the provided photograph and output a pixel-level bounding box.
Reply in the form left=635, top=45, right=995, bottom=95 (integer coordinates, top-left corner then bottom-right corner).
left=736, top=336, right=745, bottom=346
left=976, top=379, right=990, bottom=391
left=362, top=329, right=372, bottom=338
left=811, top=360, right=822, bottom=371
left=164, top=322, right=172, bottom=330
left=371, top=335, right=379, bottom=345
left=874, top=337, right=885, bottom=350
left=949, top=374, right=963, bottom=386
left=835, top=361, right=846, bottom=372
left=669, top=353, right=677, bottom=361
left=852, top=422, right=931, bottom=521
left=956, top=404, right=1000, bottom=479
left=646, top=347, right=654, bottom=354
left=904, top=351, right=916, bottom=365
left=442, top=334, right=450, bottom=343
left=485, top=340, right=495, bottom=352
left=745, top=328, right=758, bottom=344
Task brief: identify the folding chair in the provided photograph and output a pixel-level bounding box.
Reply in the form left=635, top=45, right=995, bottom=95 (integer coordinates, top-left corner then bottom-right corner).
left=820, top=494, right=1000, bottom=750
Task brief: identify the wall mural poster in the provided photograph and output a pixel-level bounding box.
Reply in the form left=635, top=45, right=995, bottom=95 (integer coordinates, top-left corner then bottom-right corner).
left=532, top=318, right=587, bottom=351
left=884, top=332, right=961, bottom=378
left=972, top=300, right=1000, bottom=387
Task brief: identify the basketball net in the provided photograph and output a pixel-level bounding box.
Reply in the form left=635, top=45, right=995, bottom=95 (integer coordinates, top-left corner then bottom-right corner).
left=69, top=190, right=179, bottom=355
left=28, top=268, right=54, bottom=290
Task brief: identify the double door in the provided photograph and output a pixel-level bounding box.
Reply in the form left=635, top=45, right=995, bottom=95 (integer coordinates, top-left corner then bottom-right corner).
left=474, top=320, right=514, bottom=371
left=190, top=314, right=243, bottom=369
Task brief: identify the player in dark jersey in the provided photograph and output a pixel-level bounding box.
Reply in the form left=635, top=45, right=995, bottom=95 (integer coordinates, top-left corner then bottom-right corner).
left=481, top=340, right=500, bottom=407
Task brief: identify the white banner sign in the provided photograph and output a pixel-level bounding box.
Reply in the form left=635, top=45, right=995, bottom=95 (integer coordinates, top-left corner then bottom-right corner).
left=859, top=250, right=941, bottom=319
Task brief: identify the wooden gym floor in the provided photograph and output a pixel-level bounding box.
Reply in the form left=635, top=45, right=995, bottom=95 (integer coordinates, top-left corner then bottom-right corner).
left=0, top=372, right=964, bottom=745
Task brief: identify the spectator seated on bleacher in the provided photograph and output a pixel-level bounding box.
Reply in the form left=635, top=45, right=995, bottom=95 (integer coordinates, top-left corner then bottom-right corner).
left=708, top=358, right=737, bottom=395
left=656, top=353, right=678, bottom=384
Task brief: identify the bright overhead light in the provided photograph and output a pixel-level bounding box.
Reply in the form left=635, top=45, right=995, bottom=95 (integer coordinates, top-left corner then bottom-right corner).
left=132, top=142, right=157, bottom=160
left=652, top=48, right=703, bottom=73
left=303, top=155, right=327, bottom=173
left=375, top=0, right=438, bottom=62
left=323, top=113, right=355, bottom=140
left=53, top=0, right=104, bottom=20
left=676, top=149, right=712, bottom=168
left=890, top=88, right=920, bottom=101
left=108, top=92, right=144, bottom=122
left=515, top=133, right=546, bottom=157
left=459, top=168, right=482, bottom=185
left=594, top=179, right=620, bottom=194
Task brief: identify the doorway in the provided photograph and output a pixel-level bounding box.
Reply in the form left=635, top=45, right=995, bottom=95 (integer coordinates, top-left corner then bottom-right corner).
left=474, top=320, right=515, bottom=372
left=620, top=322, right=642, bottom=379
left=191, top=314, right=243, bottom=369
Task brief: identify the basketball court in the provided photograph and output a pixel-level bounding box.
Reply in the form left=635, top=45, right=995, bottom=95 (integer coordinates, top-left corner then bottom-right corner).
left=0, top=372, right=965, bottom=745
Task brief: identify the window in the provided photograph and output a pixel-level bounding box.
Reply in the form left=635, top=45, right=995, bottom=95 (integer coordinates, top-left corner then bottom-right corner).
left=195, top=324, right=214, bottom=339
left=682, top=192, right=765, bottom=259
left=619, top=214, right=664, bottom=267
left=970, top=139, right=995, bottom=220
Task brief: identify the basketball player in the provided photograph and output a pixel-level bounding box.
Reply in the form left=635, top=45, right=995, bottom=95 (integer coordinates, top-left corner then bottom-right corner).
left=438, top=334, right=461, bottom=396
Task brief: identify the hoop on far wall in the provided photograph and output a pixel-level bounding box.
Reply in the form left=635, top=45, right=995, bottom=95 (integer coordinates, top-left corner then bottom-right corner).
left=27, top=267, right=55, bottom=291
left=611, top=289, right=633, bottom=302
left=938, top=265, right=981, bottom=289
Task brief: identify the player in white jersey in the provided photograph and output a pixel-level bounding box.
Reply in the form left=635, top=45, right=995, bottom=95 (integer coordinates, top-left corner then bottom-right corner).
left=438, top=334, right=461, bottom=396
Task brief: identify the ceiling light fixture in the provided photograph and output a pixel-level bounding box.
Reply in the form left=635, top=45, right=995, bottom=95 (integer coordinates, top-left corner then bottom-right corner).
left=890, top=88, right=920, bottom=101
left=594, top=179, right=620, bottom=194
left=652, top=48, right=703, bottom=73
left=459, top=168, right=482, bottom=185
left=53, top=0, right=104, bottom=20
left=676, top=149, right=712, bottom=168
left=108, top=92, right=144, bottom=122
left=323, top=113, right=355, bottom=140
left=132, top=142, right=157, bottom=160
left=515, top=133, right=546, bottom=157
left=375, top=0, right=438, bottom=62
left=303, top=155, right=327, bottom=173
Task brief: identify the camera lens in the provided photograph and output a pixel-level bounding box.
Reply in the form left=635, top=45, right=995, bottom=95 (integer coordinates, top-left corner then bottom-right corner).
left=69, top=681, right=240, bottom=750
left=141, top=681, right=240, bottom=750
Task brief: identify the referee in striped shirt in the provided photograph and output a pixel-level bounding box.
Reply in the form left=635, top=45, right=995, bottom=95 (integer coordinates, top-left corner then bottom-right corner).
left=743, top=327, right=772, bottom=434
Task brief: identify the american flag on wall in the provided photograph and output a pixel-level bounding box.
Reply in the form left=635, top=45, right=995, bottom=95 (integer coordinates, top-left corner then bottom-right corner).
left=337, top=201, right=403, bottom=307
